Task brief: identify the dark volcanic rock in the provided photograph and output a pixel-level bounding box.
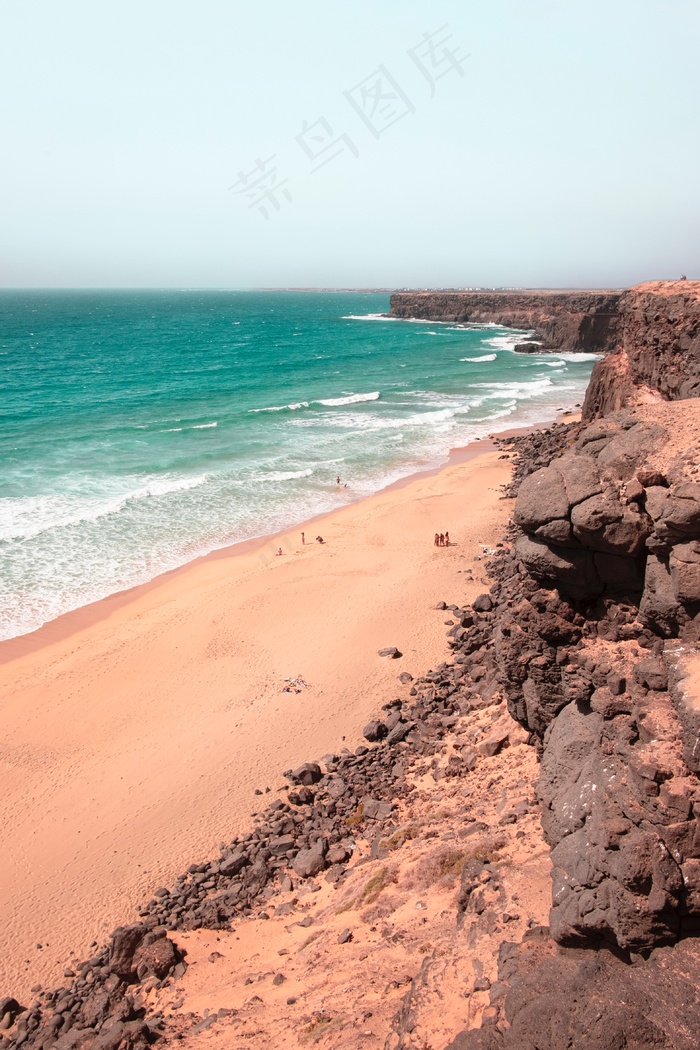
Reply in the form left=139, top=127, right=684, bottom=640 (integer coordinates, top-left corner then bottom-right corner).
left=363, top=720, right=388, bottom=742
left=388, top=290, right=622, bottom=353
left=289, top=762, right=323, bottom=786
left=583, top=282, right=700, bottom=420
left=447, top=928, right=700, bottom=1050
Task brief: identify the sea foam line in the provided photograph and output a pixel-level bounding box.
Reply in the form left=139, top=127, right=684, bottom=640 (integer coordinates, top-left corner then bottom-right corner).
left=250, top=391, right=380, bottom=413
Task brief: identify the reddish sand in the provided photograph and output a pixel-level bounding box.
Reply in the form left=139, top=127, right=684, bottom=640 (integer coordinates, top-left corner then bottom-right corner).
left=0, top=446, right=513, bottom=999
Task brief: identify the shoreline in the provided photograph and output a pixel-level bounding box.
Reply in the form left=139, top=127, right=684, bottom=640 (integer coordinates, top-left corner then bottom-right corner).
left=0, top=412, right=576, bottom=668
left=0, top=408, right=578, bottom=999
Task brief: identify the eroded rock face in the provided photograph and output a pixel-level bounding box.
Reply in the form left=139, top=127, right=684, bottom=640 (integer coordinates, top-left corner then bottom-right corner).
left=388, top=290, right=622, bottom=352
left=512, top=410, right=700, bottom=635
left=481, top=406, right=700, bottom=955
left=446, top=927, right=700, bottom=1050
left=583, top=281, right=700, bottom=420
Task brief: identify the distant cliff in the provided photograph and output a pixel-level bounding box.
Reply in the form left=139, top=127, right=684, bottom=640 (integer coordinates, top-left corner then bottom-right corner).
left=582, top=281, right=700, bottom=419
left=389, top=290, right=623, bottom=352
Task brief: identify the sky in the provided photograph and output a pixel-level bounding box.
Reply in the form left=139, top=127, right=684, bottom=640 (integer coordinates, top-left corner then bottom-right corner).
left=0, top=0, right=698, bottom=289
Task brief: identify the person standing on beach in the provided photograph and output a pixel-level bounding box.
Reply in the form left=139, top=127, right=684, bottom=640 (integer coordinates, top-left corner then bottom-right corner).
left=434, top=532, right=440, bottom=547
left=445, top=531, right=450, bottom=546
left=439, top=533, right=445, bottom=546
left=301, top=532, right=305, bottom=544
left=336, top=475, right=341, bottom=485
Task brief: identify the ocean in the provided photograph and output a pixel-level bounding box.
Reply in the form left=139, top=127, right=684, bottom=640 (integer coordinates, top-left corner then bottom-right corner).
left=0, top=290, right=598, bottom=642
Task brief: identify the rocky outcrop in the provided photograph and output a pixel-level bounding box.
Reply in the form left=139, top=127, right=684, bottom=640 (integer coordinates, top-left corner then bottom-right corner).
left=0, top=926, right=183, bottom=1050
left=446, top=926, right=700, bottom=1050
left=389, top=291, right=622, bottom=352
left=583, top=281, right=700, bottom=419
left=485, top=403, right=700, bottom=953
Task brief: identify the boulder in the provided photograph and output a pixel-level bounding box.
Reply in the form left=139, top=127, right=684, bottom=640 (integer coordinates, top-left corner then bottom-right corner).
left=515, top=535, right=602, bottom=598
left=670, top=541, right=700, bottom=604
left=596, top=421, right=669, bottom=479
left=556, top=453, right=603, bottom=506
left=634, top=656, right=668, bottom=691
left=292, top=846, right=326, bottom=878
left=363, top=720, right=388, bottom=742
left=534, top=518, right=576, bottom=547
left=108, top=924, right=148, bottom=981
left=640, top=554, right=684, bottom=636
left=571, top=493, right=651, bottom=556
left=219, top=849, right=247, bottom=876
left=647, top=485, right=700, bottom=543
left=290, top=762, right=323, bottom=786
left=132, top=935, right=180, bottom=982
left=514, top=466, right=570, bottom=531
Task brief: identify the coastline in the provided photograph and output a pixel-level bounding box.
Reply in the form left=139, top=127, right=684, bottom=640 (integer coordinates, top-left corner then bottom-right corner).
left=0, top=410, right=577, bottom=1000
left=0, top=412, right=576, bottom=667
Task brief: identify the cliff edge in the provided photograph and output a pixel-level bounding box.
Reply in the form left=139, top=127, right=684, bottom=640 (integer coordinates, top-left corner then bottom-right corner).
left=389, top=290, right=623, bottom=353
left=582, top=281, right=700, bottom=420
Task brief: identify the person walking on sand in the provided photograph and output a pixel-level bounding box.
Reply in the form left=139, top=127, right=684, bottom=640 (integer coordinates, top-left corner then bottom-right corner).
left=439, top=533, right=445, bottom=547
left=301, top=532, right=305, bottom=545
left=434, top=532, right=440, bottom=547
left=445, top=531, right=450, bottom=547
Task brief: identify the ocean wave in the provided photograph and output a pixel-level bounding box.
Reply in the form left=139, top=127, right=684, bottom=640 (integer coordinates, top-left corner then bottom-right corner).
left=543, top=360, right=566, bottom=368
left=460, top=353, right=497, bottom=363
left=247, top=468, right=313, bottom=483
left=483, top=333, right=534, bottom=352
left=0, top=474, right=210, bottom=543
left=471, top=378, right=555, bottom=401
left=316, top=391, right=380, bottom=407
left=550, top=351, right=603, bottom=362
left=341, top=313, right=395, bottom=321
left=250, top=391, right=380, bottom=413
left=192, top=421, right=218, bottom=429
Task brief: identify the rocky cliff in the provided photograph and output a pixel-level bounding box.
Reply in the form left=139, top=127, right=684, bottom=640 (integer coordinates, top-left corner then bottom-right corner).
left=582, top=281, right=700, bottom=419
left=389, top=291, right=623, bottom=352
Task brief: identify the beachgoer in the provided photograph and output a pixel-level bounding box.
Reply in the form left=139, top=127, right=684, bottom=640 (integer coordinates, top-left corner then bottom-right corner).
left=336, top=476, right=341, bottom=485
left=439, top=533, right=445, bottom=546
left=445, top=531, right=450, bottom=546
left=316, top=535, right=324, bottom=544
left=276, top=547, right=283, bottom=556
left=301, top=532, right=305, bottom=544
left=434, top=532, right=439, bottom=546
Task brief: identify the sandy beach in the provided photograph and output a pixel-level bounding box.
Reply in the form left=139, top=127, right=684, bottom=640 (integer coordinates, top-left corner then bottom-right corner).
left=0, top=443, right=513, bottom=999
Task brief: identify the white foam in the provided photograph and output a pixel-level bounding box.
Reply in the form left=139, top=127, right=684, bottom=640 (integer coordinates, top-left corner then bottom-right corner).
left=341, top=313, right=396, bottom=321
left=0, top=473, right=210, bottom=543
left=315, top=391, right=380, bottom=407
left=248, top=468, right=313, bottom=483
left=471, top=378, right=555, bottom=402
left=551, top=351, right=603, bottom=362
left=460, top=353, right=497, bottom=363
left=192, top=421, right=218, bottom=429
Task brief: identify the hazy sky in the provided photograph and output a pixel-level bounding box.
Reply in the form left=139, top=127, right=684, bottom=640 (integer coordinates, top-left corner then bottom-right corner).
left=1, top=0, right=698, bottom=288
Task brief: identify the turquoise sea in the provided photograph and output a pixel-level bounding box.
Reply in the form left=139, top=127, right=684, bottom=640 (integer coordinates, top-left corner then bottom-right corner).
left=0, top=290, right=598, bottom=642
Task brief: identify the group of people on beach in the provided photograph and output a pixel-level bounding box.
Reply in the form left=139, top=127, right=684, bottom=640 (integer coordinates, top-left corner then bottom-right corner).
left=434, top=531, right=450, bottom=547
